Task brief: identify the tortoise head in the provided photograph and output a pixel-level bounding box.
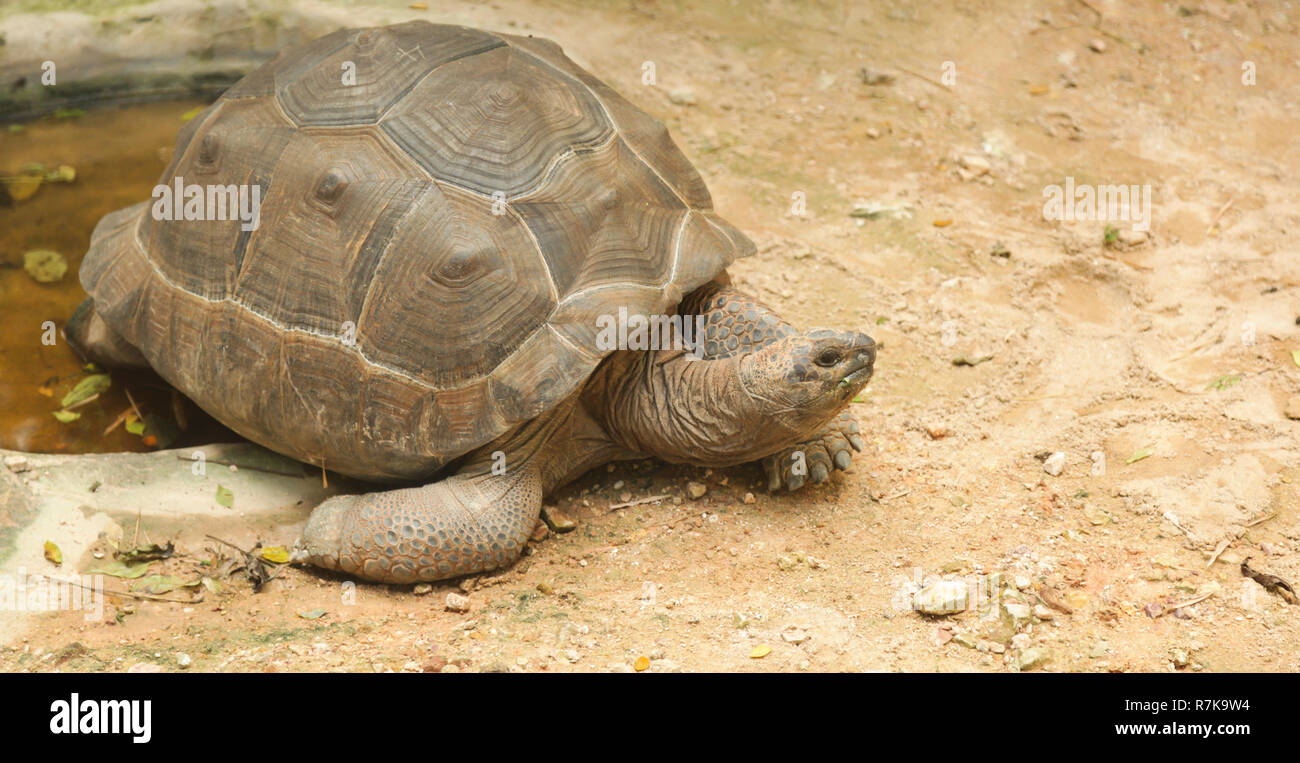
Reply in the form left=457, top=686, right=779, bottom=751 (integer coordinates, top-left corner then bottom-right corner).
left=738, top=329, right=876, bottom=433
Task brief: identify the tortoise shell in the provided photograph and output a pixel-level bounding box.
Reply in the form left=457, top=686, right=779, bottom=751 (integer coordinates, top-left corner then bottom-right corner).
left=80, top=21, right=753, bottom=481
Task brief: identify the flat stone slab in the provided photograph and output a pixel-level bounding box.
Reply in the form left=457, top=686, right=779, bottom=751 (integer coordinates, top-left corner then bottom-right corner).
left=0, top=443, right=351, bottom=643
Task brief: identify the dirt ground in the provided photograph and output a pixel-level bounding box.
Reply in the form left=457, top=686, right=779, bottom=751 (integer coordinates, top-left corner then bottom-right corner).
left=4, top=0, right=1300, bottom=673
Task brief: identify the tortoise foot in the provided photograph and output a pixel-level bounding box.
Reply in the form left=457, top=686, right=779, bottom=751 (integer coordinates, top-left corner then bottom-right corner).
left=762, top=411, right=864, bottom=491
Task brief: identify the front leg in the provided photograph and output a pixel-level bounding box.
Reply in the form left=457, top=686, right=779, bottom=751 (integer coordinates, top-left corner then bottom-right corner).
left=762, top=410, right=865, bottom=491
left=294, top=464, right=542, bottom=583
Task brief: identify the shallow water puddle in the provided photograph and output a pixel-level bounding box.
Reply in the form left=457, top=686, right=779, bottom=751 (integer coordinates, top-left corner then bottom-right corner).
left=1, top=99, right=233, bottom=454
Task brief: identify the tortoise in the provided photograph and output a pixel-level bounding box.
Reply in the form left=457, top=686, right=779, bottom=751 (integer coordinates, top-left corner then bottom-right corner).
left=67, top=21, right=876, bottom=584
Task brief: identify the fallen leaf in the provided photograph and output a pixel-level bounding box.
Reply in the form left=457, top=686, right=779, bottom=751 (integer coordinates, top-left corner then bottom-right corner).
left=259, top=546, right=290, bottom=564
left=44, top=540, right=62, bottom=565
left=1126, top=447, right=1153, bottom=464
left=88, top=560, right=152, bottom=579
left=1028, top=84, right=1049, bottom=95
left=299, top=609, right=327, bottom=620
left=749, top=645, right=771, bottom=659
left=1291, top=350, right=1300, bottom=369
left=52, top=410, right=81, bottom=423
left=6, top=173, right=41, bottom=202
left=115, top=541, right=174, bottom=563
left=23, top=249, right=67, bottom=283
left=215, top=484, right=234, bottom=508
left=44, top=164, right=75, bottom=183
left=932, top=218, right=953, bottom=227
left=125, top=417, right=146, bottom=436
left=634, top=655, right=650, bottom=671
left=131, top=575, right=190, bottom=595
left=60, top=373, right=110, bottom=408
left=180, top=106, right=204, bottom=122
left=1241, top=557, right=1297, bottom=604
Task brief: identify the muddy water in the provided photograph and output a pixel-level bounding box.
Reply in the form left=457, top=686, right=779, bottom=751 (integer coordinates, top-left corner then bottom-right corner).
left=1, top=100, right=235, bottom=454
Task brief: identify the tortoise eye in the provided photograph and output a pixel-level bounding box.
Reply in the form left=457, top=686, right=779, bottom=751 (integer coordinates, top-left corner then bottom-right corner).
left=814, top=349, right=842, bottom=367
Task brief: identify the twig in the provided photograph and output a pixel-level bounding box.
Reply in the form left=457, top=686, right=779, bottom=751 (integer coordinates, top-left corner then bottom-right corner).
left=895, top=66, right=950, bottom=92
left=124, top=387, right=145, bottom=422
left=33, top=574, right=197, bottom=604
left=877, top=489, right=912, bottom=503
left=60, top=392, right=101, bottom=412
left=1163, top=591, right=1215, bottom=614
left=607, top=494, right=671, bottom=511
left=1205, top=197, right=1234, bottom=236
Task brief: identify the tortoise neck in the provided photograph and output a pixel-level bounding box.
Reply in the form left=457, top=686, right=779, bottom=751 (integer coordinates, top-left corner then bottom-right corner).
left=586, top=349, right=790, bottom=468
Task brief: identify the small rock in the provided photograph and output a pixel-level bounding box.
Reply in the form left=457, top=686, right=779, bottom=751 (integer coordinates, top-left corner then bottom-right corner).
left=1088, top=641, right=1110, bottom=659
left=1032, top=604, right=1054, bottom=620
left=1171, top=648, right=1189, bottom=668
left=1088, top=38, right=1107, bottom=53
left=865, top=127, right=881, bottom=139
left=1012, top=575, right=1032, bottom=590
left=776, top=554, right=797, bottom=571
left=176, top=653, right=192, bottom=669
left=1284, top=395, right=1300, bottom=421
left=958, top=155, right=991, bottom=176
left=423, top=656, right=448, bottom=672
left=540, top=505, right=577, bottom=533
left=4, top=455, right=31, bottom=473
left=413, top=583, right=433, bottom=596
left=952, top=632, right=977, bottom=649
left=743, top=492, right=756, bottom=504
left=1043, top=451, right=1066, bottom=476
left=1116, top=228, right=1148, bottom=247
left=1017, top=648, right=1049, bottom=671
left=1004, top=601, right=1033, bottom=622
left=686, top=481, right=708, bottom=499
left=608, top=663, right=635, bottom=673
left=1010, top=633, right=1032, bottom=651
left=925, top=424, right=949, bottom=440
left=441, top=663, right=461, bottom=673
left=668, top=88, right=696, bottom=106
left=781, top=627, right=810, bottom=644
left=913, top=579, right=970, bottom=615
left=445, top=592, right=471, bottom=613
left=858, top=68, right=896, bottom=86
left=990, top=242, right=1011, bottom=258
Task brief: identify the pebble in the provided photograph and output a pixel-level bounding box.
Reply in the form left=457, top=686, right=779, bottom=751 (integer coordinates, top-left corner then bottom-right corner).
left=686, top=481, right=708, bottom=499
left=958, top=155, right=991, bottom=176
left=413, top=583, right=433, bottom=596
left=865, top=127, right=881, bottom=139
left=1088, top=38, right=1107, bottom=53
left=668, top=88, right=697, bottom=106
left=441, top=663, right=461, bottom=673
left=176, top=653, right=192, bottom=669
left=743, top=492, right=756, bottom=504
left=3, top=455, right=30, bottom=473
left=1172, top=649, right=1189, bottom=668
left=925, top=424, right=949, bottom=440
left=913, top=579, right=969, bottom=615
left=781, top=627, right=810, bottom=644
left=1088, top=641, right=1110, bottom=659
left=1042, top=451, right=1065, bottom=476
left=1017, top=648, right=1049, bottom=671
left=1010, top=633, right=1032, bottom=651
left=1004, top=601, right=1033, bottom=622
left=445, top=592, right=471, bottom=613
left=1284, top=395, right=1300, bottom=420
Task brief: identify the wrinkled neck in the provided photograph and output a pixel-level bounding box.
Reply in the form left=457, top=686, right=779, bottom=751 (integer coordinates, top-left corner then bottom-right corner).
left=587, top=349, right=801, bottom=467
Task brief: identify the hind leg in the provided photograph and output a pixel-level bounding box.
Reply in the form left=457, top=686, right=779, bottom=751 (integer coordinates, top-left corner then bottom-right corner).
left=64, top=298, right=149, bottom=369
left=294, top=461, right=543, bottom=583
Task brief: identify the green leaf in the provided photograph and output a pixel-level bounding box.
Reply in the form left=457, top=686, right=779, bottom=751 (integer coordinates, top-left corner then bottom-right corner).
left=1206, top=373, right=1241, bottom=391
left=131, top=575, right=188, bottom=595
left=60, top=373, right=110, bottom=408
left=88, top=560, right=152, bottom=579
left=125, top=418, right=146, bottom=436
left=215, top=484, right=234, bottom=508
left=259, top=546, right=290, bottom=564
left=298, top=608, right=327, bottom=620
left=1291, top=350, right=1300, bottom=368
left=180, top=106, right=205, bottom=122
left=1126, top=447, right=1153, bottom=465
left=23, top=249, right=67, bottom=283
left=44, top=540, right=62, bottom=565
left=52, top=410, right=81, bottom=423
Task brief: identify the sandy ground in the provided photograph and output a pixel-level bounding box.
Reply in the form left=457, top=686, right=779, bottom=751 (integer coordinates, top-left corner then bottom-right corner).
left=3, top=0, right=1300, bottom=673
